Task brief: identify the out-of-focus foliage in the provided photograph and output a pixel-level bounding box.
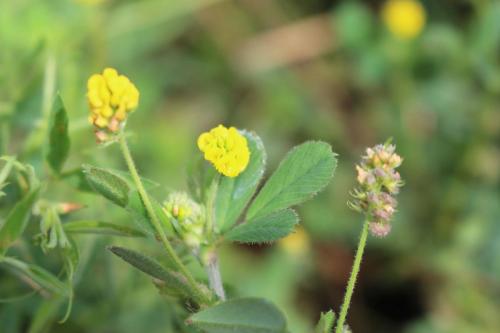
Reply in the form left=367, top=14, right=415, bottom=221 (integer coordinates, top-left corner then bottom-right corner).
left=0, top=0, right=499, bottom=333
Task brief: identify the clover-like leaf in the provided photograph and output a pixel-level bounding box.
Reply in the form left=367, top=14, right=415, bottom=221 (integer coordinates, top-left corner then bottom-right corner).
left=246, top=141, right=336, bottom=220
left=187, top=297, right=287, bottom=333
left=225, top=209, right=298, bottom=244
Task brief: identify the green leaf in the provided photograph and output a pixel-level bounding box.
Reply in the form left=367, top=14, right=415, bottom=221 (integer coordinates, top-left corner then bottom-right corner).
left=61, top=168, right=94, bottom=192
left=46, top=94, right=70, bottom=174
left=0, top=186, right=40, bottom=253
left=187, top=297, right=287, bottom=333
left=0, top=257, right=69, bottom=297
left=63, top=220, right=146, bottom=237
left=187, top=155, right=217, bottom=203
left=27, top=298, right=63, bottom=333
left=0, top=156, right=16, bottom=192
left=315, top=310, right=335, bottom=333
left=125, top=190, right=169, bottom=236
left=225, top=209, right=298, bottom=244
left=246, top=141, right=337, bottom=220
left=59, top=237, right=79, bottom=323
left=82, top=164, right=130, bottom=207
left=82, top=165, right=168, bottom=236
left=107, top=246, right=192, bottom=298
left=215, top=131, right=266, bottom=232
left=108, top=168, right=160, bottom=190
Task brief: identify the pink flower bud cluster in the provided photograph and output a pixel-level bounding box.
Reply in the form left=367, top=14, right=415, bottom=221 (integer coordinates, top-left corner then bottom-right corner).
left=349, top=142, right=404, bottom=237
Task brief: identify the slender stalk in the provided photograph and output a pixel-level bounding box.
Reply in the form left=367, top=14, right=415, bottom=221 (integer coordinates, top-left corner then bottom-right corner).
left=205, top=174, right=220, bottom=239
left=203, top=175, right=225, bottom=298
left=23, top=55, right=56, bottom=156
left=204, top=250, right=225, bottom=300
left=335, top=220, right=370, bottom=333
left=118, top=133, right=210, bottom=305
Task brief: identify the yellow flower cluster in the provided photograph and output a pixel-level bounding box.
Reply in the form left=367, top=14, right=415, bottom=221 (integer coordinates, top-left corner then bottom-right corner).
left=382, top=0, right=426, bottom=40
left=87, top=68, right=139, bottom=132
left=197, top=125, right=250, bottom=178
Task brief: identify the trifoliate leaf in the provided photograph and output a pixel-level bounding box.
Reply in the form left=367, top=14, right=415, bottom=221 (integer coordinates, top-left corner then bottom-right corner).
left=246, top=141, right=336, bottom=220
left=225, top=209, right=298, bottom=244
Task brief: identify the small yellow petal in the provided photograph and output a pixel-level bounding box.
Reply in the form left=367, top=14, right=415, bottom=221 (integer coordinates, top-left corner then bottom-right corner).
left=197, top=125, right=250, bottom=177
left=103, top=68, right=118, bottom=81
left=94, top=116, right=109, bottom=128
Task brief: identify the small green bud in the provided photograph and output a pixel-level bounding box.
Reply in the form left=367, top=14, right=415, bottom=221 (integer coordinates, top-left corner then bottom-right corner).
left=162, top=192, right=205, bottom=249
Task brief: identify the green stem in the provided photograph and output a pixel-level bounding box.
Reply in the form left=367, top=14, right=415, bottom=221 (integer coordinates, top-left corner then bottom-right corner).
left=204, top=249, right=225, bottom=300
left=335, top=220, right=370, bottom=333
left=118, top=133, right=210, bottom=305
left=205, top=174, right=220, bottom=239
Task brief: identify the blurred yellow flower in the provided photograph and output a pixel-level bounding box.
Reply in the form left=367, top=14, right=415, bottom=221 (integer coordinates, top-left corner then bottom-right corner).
left=197, top=125, right=250, bottom=178
left=382, top=0, right=426, bottom=40
left=279, top=227, right=309, bottom=256
left=76, top=0, right=106, bottom=6
left=87, top=68, right=139, bottom=132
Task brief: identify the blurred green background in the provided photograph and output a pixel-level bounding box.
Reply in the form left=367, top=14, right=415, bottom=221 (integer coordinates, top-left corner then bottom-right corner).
left=1, top=0, right=499, bottom=332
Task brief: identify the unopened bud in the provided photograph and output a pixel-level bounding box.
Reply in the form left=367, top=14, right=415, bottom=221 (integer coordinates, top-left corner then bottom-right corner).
left=163, top=192, right=205, bottom=249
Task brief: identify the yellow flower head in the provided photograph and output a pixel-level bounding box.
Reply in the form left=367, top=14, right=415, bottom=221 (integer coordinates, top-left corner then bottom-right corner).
left=382, top=0, right=426, bottom=40
left=87, top=68, right=139, bottom=132
left=197, top=125, right=250, bottom=178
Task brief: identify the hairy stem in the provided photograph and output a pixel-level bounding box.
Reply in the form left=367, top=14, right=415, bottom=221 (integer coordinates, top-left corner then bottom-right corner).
left=204, top=250, right=225, bottom=300
left=205, top=174, right=220, bottom=240
left=335, top=220, right=369, bottom=333
left=118, top=133, right=210, bottom=305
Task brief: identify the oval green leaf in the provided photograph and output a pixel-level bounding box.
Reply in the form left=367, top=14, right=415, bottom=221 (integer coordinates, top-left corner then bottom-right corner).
left=82, top=164, right=130, bottom=207
left=46, top=94, right=70, bottom=174
left=187, top=297, right=287, bottom=333
left=225, top=209, right=298, bottom=244
left=107, top=246, right=193, bottom=299
left=1, top=257, right=69, bottom=297
left=63, top=220, right=146, bottom=237
left=0, top=186, right=40, bottom=253
left=246, top=141, right=337, bottom=220
left=215, top=131, right=267, bottom=232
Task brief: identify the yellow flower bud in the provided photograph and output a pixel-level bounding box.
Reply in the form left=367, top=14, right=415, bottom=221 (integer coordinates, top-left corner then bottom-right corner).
left=197, top=125, right=250, bottom=178
left=382, top=0, right=426, bottom=40
left=86, top=67, right=139, bottom=135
